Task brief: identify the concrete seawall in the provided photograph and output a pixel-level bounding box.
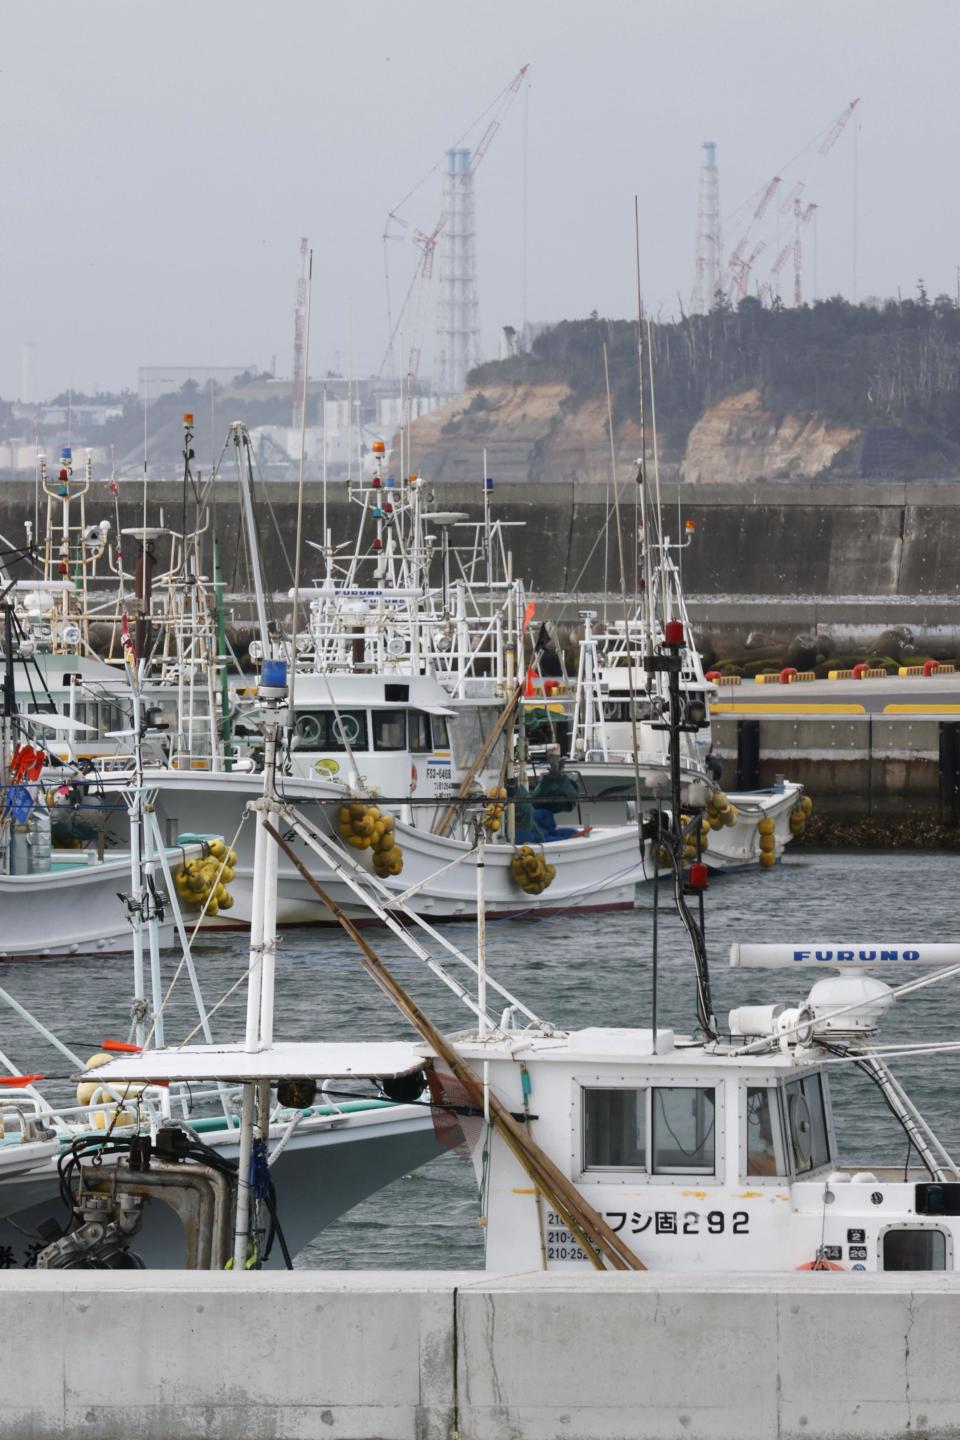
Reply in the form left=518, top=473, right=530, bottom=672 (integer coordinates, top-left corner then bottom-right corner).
left=713, top=714, right=954, bottom=820
left=3, top=477, right=959, bottom=618
left=1, top=1269, right=958, bottom=1439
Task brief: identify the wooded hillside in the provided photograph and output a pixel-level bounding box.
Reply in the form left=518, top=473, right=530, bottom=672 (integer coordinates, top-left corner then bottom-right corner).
left=469, top=294, right=960, bottom=476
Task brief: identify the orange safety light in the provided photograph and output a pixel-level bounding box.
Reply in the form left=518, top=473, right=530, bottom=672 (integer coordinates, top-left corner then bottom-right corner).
left=183, top=413, right=194, bottom=426
left=685, top=518, right=696, bottom=532
left=372, top=439, right=386, bottom=455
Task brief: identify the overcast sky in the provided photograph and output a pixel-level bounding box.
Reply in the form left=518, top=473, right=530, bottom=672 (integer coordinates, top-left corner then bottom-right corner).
left=2, top=0, right=957, bottom=399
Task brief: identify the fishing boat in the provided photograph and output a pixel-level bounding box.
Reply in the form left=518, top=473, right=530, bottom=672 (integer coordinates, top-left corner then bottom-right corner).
left=0, top=574, right=213, bottom=959
left=78, top=425, right=654, bottom=922
left=0, top=567, right=449, bottom=1262
left=63, top=637, right=960, bottom=1277
left=556, top=529, right=807, bottom=871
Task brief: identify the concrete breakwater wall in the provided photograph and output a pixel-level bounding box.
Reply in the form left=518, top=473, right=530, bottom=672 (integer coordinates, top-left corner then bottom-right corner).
left=2, top=1269, right=957, bottom=1440
left=3, top=478, right=960, bottom=654
left=712, top=714, right=959, bottom=822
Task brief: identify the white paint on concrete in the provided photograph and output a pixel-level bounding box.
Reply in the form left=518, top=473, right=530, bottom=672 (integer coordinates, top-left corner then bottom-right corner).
left=0, top=1269, right=958, bottom=1439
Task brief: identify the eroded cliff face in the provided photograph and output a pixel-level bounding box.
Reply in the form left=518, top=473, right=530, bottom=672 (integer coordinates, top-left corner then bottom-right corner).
left=681, top=389, right=859, bottom=483
left=405, top=382, right=648, bottom=486
left=404, top=382, right=858, bottom=485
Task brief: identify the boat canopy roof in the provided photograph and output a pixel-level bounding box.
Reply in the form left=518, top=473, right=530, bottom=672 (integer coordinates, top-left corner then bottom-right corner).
left=287, top=672, right=455, bottom=715
left=445, top=1025, right=824, bottom=1074
left=82, top=1039, right=428, bottom=1084
left=18, top=653, right=122, bottom=685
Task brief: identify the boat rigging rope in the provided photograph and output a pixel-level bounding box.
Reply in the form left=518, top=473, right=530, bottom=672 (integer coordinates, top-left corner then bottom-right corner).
left=140, top=817, right=248, bottom=1046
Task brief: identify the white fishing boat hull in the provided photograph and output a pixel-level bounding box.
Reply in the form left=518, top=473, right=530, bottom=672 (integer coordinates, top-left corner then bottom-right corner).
left=319, top=821, right=647, bottom=921
left=567, top=760, right=804, bottom=872
left=110, top=770, right=647, bottom=923
left=705, top=782, right=804, bottom=871
left=0, top=1102, right=447, bottom=1268
left=0, top=858, right=172, bottom=959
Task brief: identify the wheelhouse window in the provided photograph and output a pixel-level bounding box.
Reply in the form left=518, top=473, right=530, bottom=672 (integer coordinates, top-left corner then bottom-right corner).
left=583, top=1088, right=645, bottom=1170
left=432, top=714, right=450, bottom=749
left=372, top=711, right=406, bottom=751
left=652, top=1087, right=716, bottom=1175
left=784, top=1074, right=831, bottom=1175
left=409, top=711, right=432, bottom=753
left=882, top=1228, right=947, bottom=1271
left=292, top=709, right=368, bottom=752
left=746, top=1086, right=786, bottom=1177
left=451, top=708, right=501, bottom=771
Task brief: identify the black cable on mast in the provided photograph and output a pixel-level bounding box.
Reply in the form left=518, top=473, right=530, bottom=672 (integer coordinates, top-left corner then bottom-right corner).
left=646, top=623, right=717, bottom=1039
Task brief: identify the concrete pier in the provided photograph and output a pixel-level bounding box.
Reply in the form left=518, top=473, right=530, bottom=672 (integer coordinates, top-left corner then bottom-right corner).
left=2, top=1269, right=958, bottom=1439
left=713, top=712, right=951, bottom=819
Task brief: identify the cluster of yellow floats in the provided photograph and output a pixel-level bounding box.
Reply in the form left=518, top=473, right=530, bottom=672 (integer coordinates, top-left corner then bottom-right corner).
left=331, top=785, right=815, bottom=893
left=174, top=838, right=237, bottom=916
left=337, top=802, right=404, bottom=879
left=509, top=845, right=557, bottom=896
left=757, top=793, right=813, bottom=868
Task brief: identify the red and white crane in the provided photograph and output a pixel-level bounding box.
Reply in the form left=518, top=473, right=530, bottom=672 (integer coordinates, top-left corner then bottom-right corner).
left=725, top=174, right=781, bottom=299
left=381, top=64, right=529, bottom=388
left=818, top=98, right=860, bottom=156
left=758, top=99, right=860, bottom=304
left=731, top=241, right=768, bottom=301
left=792, top=201, right=818, bottom=306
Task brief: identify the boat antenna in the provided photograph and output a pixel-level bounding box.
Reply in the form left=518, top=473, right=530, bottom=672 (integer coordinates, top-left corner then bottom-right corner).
left=602, top=343, right=644, bottom=830
left=289, top=245, right=314, bottom=717
left=634, top=197, right=658, bottom=642
left=622, top=213, right=662, bottom=1035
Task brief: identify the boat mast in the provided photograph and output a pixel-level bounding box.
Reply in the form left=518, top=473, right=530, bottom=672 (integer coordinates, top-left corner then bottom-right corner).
left=232, top=423, right=273, bottom=658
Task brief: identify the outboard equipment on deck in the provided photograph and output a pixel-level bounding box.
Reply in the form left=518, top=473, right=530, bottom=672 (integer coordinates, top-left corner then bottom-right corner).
left=34, top=1124, right=276, bottom=1272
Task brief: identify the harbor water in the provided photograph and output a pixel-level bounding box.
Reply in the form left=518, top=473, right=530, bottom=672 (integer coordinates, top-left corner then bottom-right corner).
left=2, top=849, right=957, bottom=1271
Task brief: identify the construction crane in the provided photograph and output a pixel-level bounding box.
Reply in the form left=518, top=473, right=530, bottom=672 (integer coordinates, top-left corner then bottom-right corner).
left=779, top=180, right=805, bottom=216
left=724, top=174, right=781, bottom=300
left=771, top=241, right=792, bottom=278
left=381, top=64, right=529, bottom=388
left=755, top=99, right=861, bottom=302
left=792, top=201, right=818, bottom=306
left=291, top=237, right=308, bottom=427
left=818, top=98, right=860, bottom=156
left=753, top=175, right=782, bottom=223
left=731, top=240, right=767, bottom=301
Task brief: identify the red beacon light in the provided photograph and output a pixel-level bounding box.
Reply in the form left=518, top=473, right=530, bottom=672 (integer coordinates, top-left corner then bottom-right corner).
left=664, top=619, right=685, bottom=647
left=371, top=474, right=382, bottom=488
left=372, top=537, right=382, bottom=551
left=687, top=861, right=709, bottom=890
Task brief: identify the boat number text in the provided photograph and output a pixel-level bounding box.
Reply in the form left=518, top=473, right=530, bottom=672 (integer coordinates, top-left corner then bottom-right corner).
left=544, top=1209, right=749, bottom=1259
